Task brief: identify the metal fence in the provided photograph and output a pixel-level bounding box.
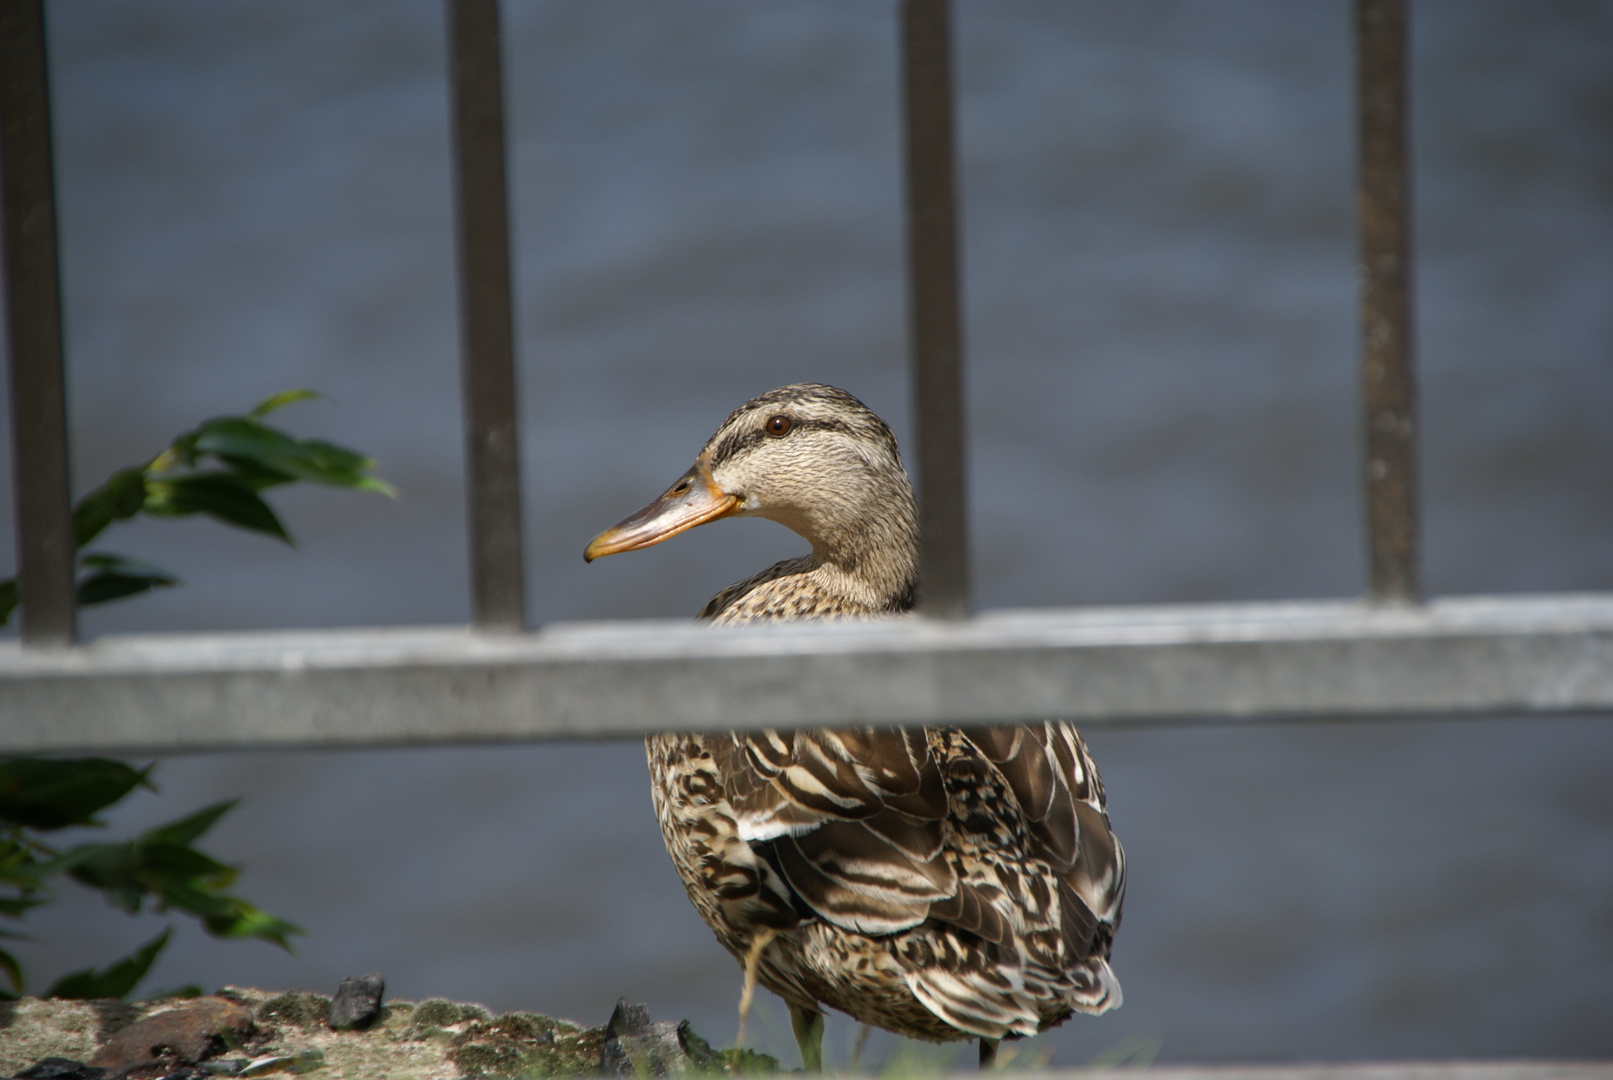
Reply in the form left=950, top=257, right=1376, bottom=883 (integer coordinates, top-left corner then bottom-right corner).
left=4, top=2, right=1610, bottom=752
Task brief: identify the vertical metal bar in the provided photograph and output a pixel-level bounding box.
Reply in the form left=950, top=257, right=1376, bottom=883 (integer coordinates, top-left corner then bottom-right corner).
left=899, top=0, right=970, bottom=619
left=2, top=0, right=76, bottom=645
left=446, top=0, right=526, bottom=631
left=1357, top=0, right=1420, bottom=603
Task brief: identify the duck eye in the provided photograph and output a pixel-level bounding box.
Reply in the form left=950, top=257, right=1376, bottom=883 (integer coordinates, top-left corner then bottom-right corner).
left=765, top=415, right=792, bottom=437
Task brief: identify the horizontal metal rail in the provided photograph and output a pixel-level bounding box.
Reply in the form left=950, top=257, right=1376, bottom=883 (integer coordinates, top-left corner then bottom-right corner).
left=3, top=593, right=1611, bottom=756
left=1033, top=1064, right=1613, bottom=1080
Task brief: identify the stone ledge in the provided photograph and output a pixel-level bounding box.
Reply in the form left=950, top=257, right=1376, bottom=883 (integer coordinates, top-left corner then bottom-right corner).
left=4, top=995, right=1606, bottom=1080
left=0, top=988, right=772, bottom=1080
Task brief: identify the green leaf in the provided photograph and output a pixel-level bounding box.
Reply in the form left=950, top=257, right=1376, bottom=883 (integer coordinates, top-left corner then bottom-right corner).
left=46, top=927, right=170, bottom=1000
left=297, top=433, right=396, bottom=495
left=4, top=389, right=393, bottom=629
left=0, top=837, right=51, bottom=886
left=80, top=553, right=168, bottom=573
left=0, top=759, right=153, bottom=831
left=282, top=437, right=370, bottom=477
left=77, top=553, right=179, bottom=608
left=0, top=893, right=48, bottom=918
left=0, top=945, right=22, bottom=994
left=71, top=467, right=148, bottom=548
left=213, top=456, right=297, bottom=492
left=144, top=473, right=292, bottom=543
left=136, top=842, right=234, bottom=884
left=248, top=388, right=319, bottom=419
left=10, top=842, right=112, bottom=885
left=194, top=418, right=310, bottom=470
left=141, top=799, right=238, bottom=848
left=151, top=879, right=238, bottom=919
left=194, top=418, right=392, bottom=494
left=202, top=901, right=301, bottom=951
left=65, top=842, right=228, bottom=909
left=60, top=844, right=146, bottom=912
left=342, top=474, right=395, bottom=497
left=151, top=429, right=200, bottom=474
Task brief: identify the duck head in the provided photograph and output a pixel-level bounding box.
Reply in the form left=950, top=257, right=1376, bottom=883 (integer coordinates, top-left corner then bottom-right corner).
left=585, top=383, right=919, bottom=605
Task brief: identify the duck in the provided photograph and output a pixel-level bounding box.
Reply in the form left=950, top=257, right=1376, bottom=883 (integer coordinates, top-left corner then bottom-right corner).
left=584, top=383, right=1124, bottom=1070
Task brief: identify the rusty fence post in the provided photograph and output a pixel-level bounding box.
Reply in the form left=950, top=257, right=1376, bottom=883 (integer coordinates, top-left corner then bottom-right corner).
left=1357, top=0, right=1421, bottom=602
left=900, top=0, right=970, bottom=619
left=446, top=0, right=527, bottom=631
left=2, top=0, right=76, bottom=645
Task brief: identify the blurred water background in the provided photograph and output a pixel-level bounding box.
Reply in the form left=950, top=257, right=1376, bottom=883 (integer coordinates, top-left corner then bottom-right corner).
left=3, top=0, right=1612, bottom=1067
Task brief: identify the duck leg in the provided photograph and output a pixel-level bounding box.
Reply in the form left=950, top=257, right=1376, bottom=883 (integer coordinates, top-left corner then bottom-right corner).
left=979, top=1038, right=999, bottom=1070
left=847, top=1021, right=872, bottom=1072
left=735, top=926, right=778, bottom=1049
left=789, top=1003, right=825, bottom=1072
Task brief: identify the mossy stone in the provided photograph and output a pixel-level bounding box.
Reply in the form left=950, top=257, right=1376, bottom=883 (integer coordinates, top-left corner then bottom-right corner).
left=254, top=992, right=331, bottom=1030
left=412, top=999, right=492, bottom=1029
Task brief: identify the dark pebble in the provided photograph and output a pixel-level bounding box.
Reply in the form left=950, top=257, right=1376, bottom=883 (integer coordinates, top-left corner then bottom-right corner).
left=328, top=972, right=385, bottom=1031
left=605, top=998, right=653, bottom=1039
left=14, top=1061, right=107, bottom=1080
left=600, top=999, right=694, bottom=1078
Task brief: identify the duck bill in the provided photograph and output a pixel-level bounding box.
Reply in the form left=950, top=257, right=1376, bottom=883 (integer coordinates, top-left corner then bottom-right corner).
left=584, top=466, right=740, bottom=562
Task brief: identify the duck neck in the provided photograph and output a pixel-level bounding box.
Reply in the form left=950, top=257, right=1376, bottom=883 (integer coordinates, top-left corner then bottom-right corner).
left=797, top=488, right=919, bottom=613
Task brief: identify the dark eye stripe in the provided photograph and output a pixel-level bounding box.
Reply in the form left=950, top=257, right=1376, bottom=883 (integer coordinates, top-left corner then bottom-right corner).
left=709, top=417, right=855, bottom=468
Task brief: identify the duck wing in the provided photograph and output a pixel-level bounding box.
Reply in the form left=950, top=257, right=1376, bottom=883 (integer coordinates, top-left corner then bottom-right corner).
left=711, top=727, right=964, bottom=936
left=711, top=723, right=1122, bottom=963
left=903, top=723, right=1126, bottom=1037
left=958, top=723, right=1126, bottom=959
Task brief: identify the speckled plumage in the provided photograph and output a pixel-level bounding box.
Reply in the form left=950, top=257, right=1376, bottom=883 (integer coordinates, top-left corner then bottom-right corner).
left=590, top=384, right=1124, bottom=1056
